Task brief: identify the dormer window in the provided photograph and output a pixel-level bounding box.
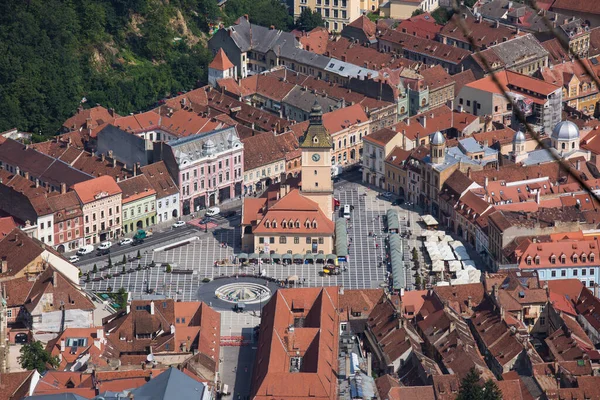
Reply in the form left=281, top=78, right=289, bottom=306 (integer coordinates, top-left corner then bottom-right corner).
left=535, top=255, right=540, bottom=265
left=264, top=220, right=270, bottom=228
left=591, top=253, right=596, bottom=262
left=573, top=254, right=578, bottom=263
left=272, top=220, right=277, bottom=228
left=312, top=219, right=317, bottom=229
left=526, top=256, right=532, bottom=265
left=551, top=255, right=557, bottom=264
left=295, top=220, right=300, bottom=228
left=560, top=254, right=566, bottom=263
left=582, top=254, right=587, bottom=263
left=282, top=220, right=287, bottom=228
left=313, top=137, right=319, bottom=144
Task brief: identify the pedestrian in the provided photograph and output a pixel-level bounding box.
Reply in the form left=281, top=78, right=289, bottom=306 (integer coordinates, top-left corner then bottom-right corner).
left=376, top=243, right=379, bottom=249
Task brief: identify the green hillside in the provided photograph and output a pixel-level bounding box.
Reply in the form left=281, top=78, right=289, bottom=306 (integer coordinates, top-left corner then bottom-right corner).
left=0, top=0, right=291, bottom=139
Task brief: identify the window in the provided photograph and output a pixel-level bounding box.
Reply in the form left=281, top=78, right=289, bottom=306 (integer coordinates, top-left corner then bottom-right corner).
left=561, top=270, right=567, bottom=277
left=269, top=237, right=275, bottom=244
left=294, top=237, right=300, bottom=244
left=574, top=269, right=578, bottom=276
left=540, top=316, right=546, bottom=326
left=259, top=237, right=264, bottom=244
left=279, top=236, right=287, bottom=244
left=318, top=237, right=324, bottom=244
left=41, top=222, right=44, bottom=229
left=583, top=269, right=587, bottom=276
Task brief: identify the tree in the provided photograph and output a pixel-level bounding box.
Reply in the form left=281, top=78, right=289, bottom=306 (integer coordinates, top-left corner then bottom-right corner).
left=92, top=264, right=98, bottom=273
left=432, top=7, right=453, bottom=24
left=295, top=7, right=325, bottom=31
left=414, top=273, right=422, bottom=289
left=108, top=255, right=112, bottom=266
left=122, top=255, right=127, bottom=264
left=136, top=250, right=141, bottom=259
left=411, top=8, right=425, bottom=17
left=122, top=265, right=126, bottom=273
left=224, top=0, right=293, bottom=30
left=457, top=368, right=483, bottom=400
left=165, top=264, right=172, bottom=273
left=412, top=247, right=419, bottom=261
left=482, top=380, right=502, bottom=400
left=19, top=341, right=59, bottom=373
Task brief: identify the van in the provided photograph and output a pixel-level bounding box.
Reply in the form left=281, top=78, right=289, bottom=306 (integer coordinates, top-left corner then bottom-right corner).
left=343, top=204, right=351, bottom=219
left=76, top=245, right=94, bottom=256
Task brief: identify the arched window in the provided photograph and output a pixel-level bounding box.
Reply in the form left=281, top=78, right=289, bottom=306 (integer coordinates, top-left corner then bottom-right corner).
left=590, top=253, right=595, bottom=262
left=272, top=220, right=277, bottom=228
left=535, top=255, right=540, bottom=265
left=560, top=254, right=566, bottom=263
left=312, top=219, right=317, bottom=228
left=295, top=220, right=300, bottom=228
left=562, top=143, right=566, bottom=150
left=264, top=220, right=270, bottom=228
left=582, top=253, right=587, bottom=263
left=573, top=254, right=578, bottom=263
left=551, top=255, right=557, bottom=264
left=305, top=219, right=311, bottom=228
left=282, top=220, right=287, bottom=228
left=421, top=98, right=426, bottom=106
left=400, top=106, right=406, bottom=113
left=526, top=256, right=532, bottom=265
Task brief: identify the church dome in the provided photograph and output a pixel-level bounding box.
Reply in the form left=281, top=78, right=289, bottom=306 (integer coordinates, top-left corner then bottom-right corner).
left=430, top=131, right=445, bottom=145
left=513, top=131, right=526, bottom=144
left=551, top=120, right=580, bottom=141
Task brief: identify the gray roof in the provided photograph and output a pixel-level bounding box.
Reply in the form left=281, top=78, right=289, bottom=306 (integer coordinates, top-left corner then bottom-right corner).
left=425, top=143, right=498, bottom=172
left=26, top=395, right=89, bottom=400
left=552, top=120, right=580, bottom=141
left=430, top=131, right=445, bottom=146
left=168, top=126, right=242, bottom=165
left=283, top=86, right=341, bottom=113
left=129, top=367, right=207, bottom=400
left=513, top=131, right=526, bottom=143
left=459, top=137, right=485, bottom=153
left=324, top=59, right=379, bottom=80
left=218, top=18, right=379, bottom=79
left=477, top=0, right=575, bottom=33
left=520, top=149, right=556, bottom=166
left=487, top=34, right=548, bottom=67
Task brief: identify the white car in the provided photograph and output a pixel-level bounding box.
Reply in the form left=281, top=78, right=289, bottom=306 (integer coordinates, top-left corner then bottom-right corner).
left=381, top=192, right=394, bottom=199
left=119, top=238, right=133, bottom=246
left=205, top=207, right=221, bottom=217
left=68, top=255, right=80, bottom=263
left=97, top=241, right=112, bottom=250
left=76, top=245, right=94, bottom=255
left=173, top=220, right=186, bottom=228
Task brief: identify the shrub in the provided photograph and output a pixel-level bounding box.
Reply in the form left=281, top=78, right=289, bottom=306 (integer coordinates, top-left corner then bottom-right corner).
left=122, top=266, right=126, bottom=274
left=165, top=264, right=172, bottom=273
left=122, top=255, right=127, bottom=264
left=136, top=250, right=141, bottom=259
left=202, top=277, right=211, bottom=283
left=107, top=286, right=113, bottom=292
left=92, top=264, right=98, bottom=273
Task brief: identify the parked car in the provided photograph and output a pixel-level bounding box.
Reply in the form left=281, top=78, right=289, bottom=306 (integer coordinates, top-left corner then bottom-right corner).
left=380, top=192, right=393, bottom=199
left=206, top=206, right=221, bottom=217
left=96, top=248, right=111, bottom=256
left=68, top=255, right=80, bottom=263
left=14, top=333, right=28, bottom=344
left=76, top=245, right=94, bottom=256
left=119, top=238, right=133, bottom=246
left=200, top=217, right=212, bottom=225
left=222, top=210, right=236, bottom=218
left=173, top=220, right=186, bottom=228
left=97, top=241, right=112, bottom=250
left=392, top=198, right=405, bottom=206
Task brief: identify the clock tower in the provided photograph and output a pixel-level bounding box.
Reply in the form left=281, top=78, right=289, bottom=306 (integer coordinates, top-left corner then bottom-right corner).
left=300, top=101, right=333, bottom=220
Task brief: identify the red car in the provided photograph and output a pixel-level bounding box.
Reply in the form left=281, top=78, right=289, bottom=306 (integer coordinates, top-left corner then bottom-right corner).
left=333, top=198, right=340, bottom=209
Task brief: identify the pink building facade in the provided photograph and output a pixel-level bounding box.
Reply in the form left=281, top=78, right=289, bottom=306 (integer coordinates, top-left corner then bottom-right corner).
left=160, top=127, right=244, bottom=215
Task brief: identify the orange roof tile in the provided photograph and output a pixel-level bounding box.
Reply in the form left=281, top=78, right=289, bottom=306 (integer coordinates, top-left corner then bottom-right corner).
left=73, top=175, right=122, bottom=204
left=322, top=104, right=368, bottom=133
left=465, top=70, right=561, bottom=98
left=209, top=49, right=234, bottom=71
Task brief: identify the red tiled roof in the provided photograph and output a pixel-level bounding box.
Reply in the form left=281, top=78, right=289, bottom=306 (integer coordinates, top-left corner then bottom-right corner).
left=209, top=49, right=235, bottom=71
left=363, top=128, right=398, bottom=146
left=440, top=14, right=522, bottom=50
left=395, top=13, right=442, bottom=40
left=298, top=27, right=329, bottom=54
left=140, top=161, right=179, bottom=199
left=322, top=104, right=368, bottom=133
left=73, top=175, right=122, bottom=204
left=251, top=287, right=339, bottom=400
left=0, top=216, right=17, bottom=238
left=466, top=69, right=561, bottom=97
left=117, top=174, right=156, bottom=204
left=347, top=15, right=376, bottom=40
left=551, top=0, right=600, bottom=15
left=0, top=371, right=34, bottom=400
left=62, top=106, right=118, bottom=132
left=420, top=65, right=454, bottom=91
left=542, top=38, right=570, bottom=64
left=378, top=30, right=471, bottom=64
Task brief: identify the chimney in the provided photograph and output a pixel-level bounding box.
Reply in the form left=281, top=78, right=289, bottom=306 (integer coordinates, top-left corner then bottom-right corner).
left=35, top=178, right=40, bottom=188
left=112, top=158, right=117, bottom=168
left=15, top=166, right=20, bottom=176
left=500, top=305, right=505, bottom=321
left=61, top=183, right=66, bottom=194
left=339, top=286, right=344, bottom=295
left=108, top=150, right=113, bottom=158
left=421, top=115, right=426, bottom=128
left=467, top=296, right=473, bottom=310
left=133, top=163, right=138, bottom=177
left=484, top=176, right=489, bottom=189
left=126, top=304, right=131, bottom=314
left=366, top=352, right=372, bottom=377
left=60, top=339, right=66, bottom=352
left=345, top=354, right=351, bottom=378
left=53, top=270, right=58, bottom=288
left=24, top=171, right=29, bottom=180
left=101, top=153, right=105, bottom=162
left=150, top=301, right=155, bottom=315
left=170, top=324, right=176, bottom=335
left=1, top=259, right=7, bottom=273
left=97, top=329, right=104, bottom=340
left=536, top=190, right=541, bottom=204
left=577, top=159, right=581, bottom=170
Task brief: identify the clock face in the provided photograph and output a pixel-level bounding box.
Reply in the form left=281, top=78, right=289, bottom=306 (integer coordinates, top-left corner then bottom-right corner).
left=312, top=153, right=321, bottom=162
